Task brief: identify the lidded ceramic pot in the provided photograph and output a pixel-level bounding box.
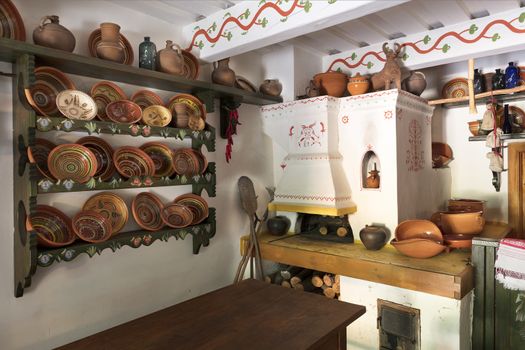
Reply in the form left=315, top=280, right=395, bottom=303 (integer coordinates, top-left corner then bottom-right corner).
left=347, top=73, right=370, bottom=96
left=33, top=15, right=76, bottom=52
left=157, top=40, right=184, bottom=75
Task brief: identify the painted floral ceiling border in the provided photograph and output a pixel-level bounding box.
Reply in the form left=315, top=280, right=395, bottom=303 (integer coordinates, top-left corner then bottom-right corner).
left=326, top=13, right=525, bottom=72
left=186, top=0, right=337, bottom=51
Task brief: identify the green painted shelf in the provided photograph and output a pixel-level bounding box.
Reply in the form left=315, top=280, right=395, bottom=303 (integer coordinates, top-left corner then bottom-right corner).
left=469, top=133, right=525, bottom=142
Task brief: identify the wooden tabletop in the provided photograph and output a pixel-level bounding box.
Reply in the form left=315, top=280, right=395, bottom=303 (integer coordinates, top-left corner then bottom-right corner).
left=57, top=279, right=365, bottom=350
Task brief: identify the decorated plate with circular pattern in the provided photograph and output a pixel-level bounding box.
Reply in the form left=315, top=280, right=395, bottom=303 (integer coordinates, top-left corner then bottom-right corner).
left=113, top=146, right=155, bottom=178
left=132, top=192, right=165, bottom=231
left=0, top=0, right=26, bottom=41
left=47, top=144, right=98, bottom=183
left=72, top=210, right=113, bottom=243
left=29, top=205, right=75, bottom=248
left=25, top=66, right=76, bottom=117
left=56, top=89, right=98, bottom=120
left=83, top=192, right=128, bottom=235
left=77, top=136, right=115, bottom=181
left=442, top=78, right=469, bottom=99
left=174, top=193, right=209, bottom=225
left=182, top=50, right=199, bottom=80
left=161, top=203, right=193, bottom=228
left=497, top=105, right=525, bottom=129
left=106, top=100, right=142, bottom=124
left=140, top=142, right=175, bottom=177
left=27, top=138, right=56, bottom=179
left=142, top=105, right=172, bottom=127
left=90, top=81, right=127, bottom=121
left=131, top=89, right=164, bottom=110
left=189, top=149, right=208, bottom=174
left=88, top=28, right=134, bottom=65
left=167, top=94, right=206, bottom=121
left=173, top=148, right=200, bottom=176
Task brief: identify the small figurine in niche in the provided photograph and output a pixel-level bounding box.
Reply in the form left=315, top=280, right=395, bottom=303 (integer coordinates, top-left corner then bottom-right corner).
left=371, top=43, right=402, bottom=91
left=366, top=163, right=380, bottom=188
left=479, top=101, right=500, bottom=135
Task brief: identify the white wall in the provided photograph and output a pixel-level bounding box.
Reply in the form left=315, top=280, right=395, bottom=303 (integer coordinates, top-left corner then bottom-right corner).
left=0, top=1, right=274, bottom=349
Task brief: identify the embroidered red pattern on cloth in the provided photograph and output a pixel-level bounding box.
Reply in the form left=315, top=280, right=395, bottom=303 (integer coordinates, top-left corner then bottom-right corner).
left=495, top=238, right=525, bottom=291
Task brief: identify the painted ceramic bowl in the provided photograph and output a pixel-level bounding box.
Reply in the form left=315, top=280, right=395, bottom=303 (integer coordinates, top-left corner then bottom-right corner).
left=444, top=234, right=473, bottom=250
left=182, top=50, right=199, bottom=80
left=468, top=120, right=481, bottom=136
left=132, top=192, right=165, bottom=231
left=167, top=94, right=206, bottom=121
left=29, top=205, right=75, bottom=247
left=189, top=149, right=208, bottom=174
left=440, top=211, right=485, bottom=235
left=88, top=28, right=134, bottom=65
left=447, top=199, right=486, bottom=215
left=160, top=203, right=194, bottom=228
left=130, top=89, right=164, bottom=110
left=113, top=146, right=155, bottom=178
left=25, top=66, right=76, bottom=117
left=106, top=100, right=142, bottom=124
left=391, top=238, right=446, bottom=259
left=0, top=0, right=26, bottom=41
left=47, top=144, right=98, bottom=183
left=394, top=220, right=443, bottom=242
left=174, top=193, right=209, bottom=225
left=27, top=138, right=56, bottom=179
left=347, top=73, right=370, bottom=96
left=56, top=89, right=98, bottom=120
left=442, top=78, right=468, bottom=99
left=313, top=71, right=348, bottom=97
left=83, top=192, right=128, bottom=235
left=72, top=210, right=113, bottom=243
left=173, top=148, right=200, bottom=175
left=77, top=136, right=116, bottom=181
left=90, top=81, right=127, bottom=121
left=432, top=142, right=453, bottom=168
left=139, top=142, right=175, bottom=177
left=142, top=105, right=172, bottom=127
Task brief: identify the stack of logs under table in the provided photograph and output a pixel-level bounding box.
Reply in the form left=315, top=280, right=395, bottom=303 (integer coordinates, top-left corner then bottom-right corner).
left=265, top=266, right=340, bottom=299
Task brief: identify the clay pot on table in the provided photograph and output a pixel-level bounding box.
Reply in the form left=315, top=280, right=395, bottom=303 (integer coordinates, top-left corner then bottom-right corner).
left=402, top=71, right=427, bottom=96
left=267, top=216, right=291, bottom=236
left=305, top=80, right=320, bottom=97
left=347, top=73, right=370, bottom=96
left=212, top=58, right=236, bottom=86
left=359, top=225, right=387, bottom=250
left=157, top=40, right=184, bottom=75
left=260, top=79, right=283, bottom=97
left=313, top=71, right=348, bottom=97
left=440, top=211, right=485, bottom=235
left=96, top=22, right=124, bottom=63
left=33, top=15, right=76, bottom=52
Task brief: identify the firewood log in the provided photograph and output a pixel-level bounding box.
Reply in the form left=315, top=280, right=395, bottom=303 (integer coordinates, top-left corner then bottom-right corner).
left=280, top=266, right=302, bottom=280
left=311, top=272, right=324, bottom=288
left=323, top=274, right=335, bottom=287
left=322, top=285, right=336, bottom=299
left=290, top=269, right=312, bottom=287
left=281, top=280, right=292, bottom=288
left=332, top=281, right=340, bottom=294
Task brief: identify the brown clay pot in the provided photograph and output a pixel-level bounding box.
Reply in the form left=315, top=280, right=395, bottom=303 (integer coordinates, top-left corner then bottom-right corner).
left=440, top=211, right=485, bottom=235
left=347, top=73, right=370, bottom=96
left=305, top=80, right=320, bottom=97
left=33, top=15, right=76, bottom=52
left=100, top=22, right=121, bottom=42
left=157, top=40, right=184, bottom=75
left=359, top=225, right=387, bottom=250
left=259, top=79, right=282, bottom=97
left=402, top=71, right=427, bottom=96
left=212, top=58, right=236, bottom=86
left=313, top=71, right=348, bottom=97
left=96, top=23, right=124, bottom=63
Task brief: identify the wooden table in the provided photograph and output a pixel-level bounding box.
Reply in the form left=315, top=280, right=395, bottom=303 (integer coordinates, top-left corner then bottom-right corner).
left=57, top=279, right=365, bottom=350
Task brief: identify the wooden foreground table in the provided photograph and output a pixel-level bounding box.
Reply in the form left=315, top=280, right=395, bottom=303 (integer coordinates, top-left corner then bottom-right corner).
left=57, top=279, right=365, bottom=350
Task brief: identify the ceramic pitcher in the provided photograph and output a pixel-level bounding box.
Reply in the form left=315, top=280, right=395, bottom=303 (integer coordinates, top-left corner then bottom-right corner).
left=211, top=58, right=236, bottom=86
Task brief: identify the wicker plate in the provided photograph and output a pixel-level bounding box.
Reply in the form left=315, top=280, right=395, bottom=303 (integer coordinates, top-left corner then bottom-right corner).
left=161, top=203, right=194, bottom=228
left=29, top=205, right=75, bottom=248
left=56, top=89, right=98, bottom=120
left=140, top=142, right=175, bottom=177
left=90, top=81, right=127, bottom=121
left=88, top=28, right=134, bottom=65
left=442, top=78, right=468, bottom=99
left=77, top=136, right=116, bottom=181
left=167, top=94, right=206, bottom=121
left=83, top=192, right=128, bottom=235
left=47, top=144, right=98, bottom=183
left=113, top=146, right=155, bottom=178
left=27, top=138, right=57, bottom=180
left=131, top=89, right=164, bottom=110
left=174, top=193, right=209, bottom=225
left=0, top=0, right=26, bottom=41
left=72, top=210, right=113, bottom=243
left=132, top=192, right=165, bottom=231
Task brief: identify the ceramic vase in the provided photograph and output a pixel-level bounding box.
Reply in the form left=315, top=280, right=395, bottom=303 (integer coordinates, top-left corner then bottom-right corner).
left=139, top=36, right=156, bottom=70
left=267, top=216, right=291, bottom=236
left=359, top=225, right=387, bottom=250
left=347, top=73, right=370, bottom=96
left=492, top=69, right=505, bottom=90
left=502, top=104, right=513, bottom=134
left=402, top=71, right=427, bottom=96
left=473, top=69, right=485, bottom=94
left=313, top=71, right=348, bottom=97
left=157, top=40, right=184, bottom=75
left=365, top=163, right=380, bottom=188
left=211, top=58, right=236, bottom=86
left=505, top=62, right=519, bottom=89
left=96, top=23, right=124, bottom=63
left=260, top=79, right=283, bottom=97
left=33, top=15, right=75, bottom=52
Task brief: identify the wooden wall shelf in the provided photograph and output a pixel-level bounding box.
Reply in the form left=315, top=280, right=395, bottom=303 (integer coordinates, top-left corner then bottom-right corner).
left=469, top=133, right=525, bottom=142
left=429, top=85, right=525, bottom=108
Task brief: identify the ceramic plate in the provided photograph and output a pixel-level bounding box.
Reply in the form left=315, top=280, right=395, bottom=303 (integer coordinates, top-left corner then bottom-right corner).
left=27, top=138, right=56, bottom=179
left=140, top=142, right=175, bottom=177
left=88, top=28, right=134, bottom=65
left=106, top=100, right=142, bottom=124
left=113, top=146, right=155, bottom=178
left=174, top=193, right=209, bottom=225
left=47, top=144, right=98, bottom=183
left=182, top=50, right=199, bottom=80
left=161, top=203, right=193, bottom=228
left=167, top=93, right=206, bottom=121
left=29, top=205, right=75, bottom=248
left=25, top=66, right=76, bottom=117
left=83, top=192, right=128, bottom=235
left=90, top=81, right=127, bottom=121
left=173, top=148, right=200, bottom=176
left=0, top=0, right=26, bottom=41
left=189, top=148, right=208, bottom=174
left=56, top=89, right=98, bottom=120
left=130, top=89, right=164, bottom=110
left=442, top=78, right=468, bottom=99
left=77, top=136, right=116, bottom=181
left=235, top=76, right=257, bottom=93
left=72, top=210, right=113, bottom=243
left=142, top=105, right=172, bottom=127
left=132, top=192, right=165, bottom=231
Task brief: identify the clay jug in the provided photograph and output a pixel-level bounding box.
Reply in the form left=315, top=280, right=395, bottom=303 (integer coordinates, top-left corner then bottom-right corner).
left=365, top=163, right=380, bottom=188
left=212, top=58, right=236, bottom=86
left=305, top=80, right=320, bottom=97
left=402, top=71, right=427, bottom=96
left=33, top=15, right=76, bottom=52
left=260, top=79, right=283, bottom=97
left=359, top=225, right=387, bottom=250
left=157, top=40, right=184, bottom=75
left=96, top=23, right=124, bottom=63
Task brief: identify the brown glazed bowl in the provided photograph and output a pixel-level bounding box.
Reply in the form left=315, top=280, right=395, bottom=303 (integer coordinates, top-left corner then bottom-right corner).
left=440, top=211, right=485, bottom=235
left=468, top=120, right=481, bottom=136
left=391, top=238, right=446, bottom=258
left=313, top=71, right=348, bottom=97
left=447, top=199, right=486, bottom=215
left=432, top=142, right=453, bottom=168
left=395, top=220, right=443, bottom=242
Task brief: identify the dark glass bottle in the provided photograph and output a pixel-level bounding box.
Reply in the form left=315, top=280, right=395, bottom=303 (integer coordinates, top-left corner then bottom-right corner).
left=139, top=36, right=156, bottom=70
left=473, top=68, right=485, bottom=94
left=502, top=104, right=513, bottom=134
left=492, top=69, right=505, bottom=90
left=505, top=62, right=519, bottom=89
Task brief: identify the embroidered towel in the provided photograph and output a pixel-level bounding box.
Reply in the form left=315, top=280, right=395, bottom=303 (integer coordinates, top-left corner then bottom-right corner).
left=495, top=238, right=525, bottom=291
